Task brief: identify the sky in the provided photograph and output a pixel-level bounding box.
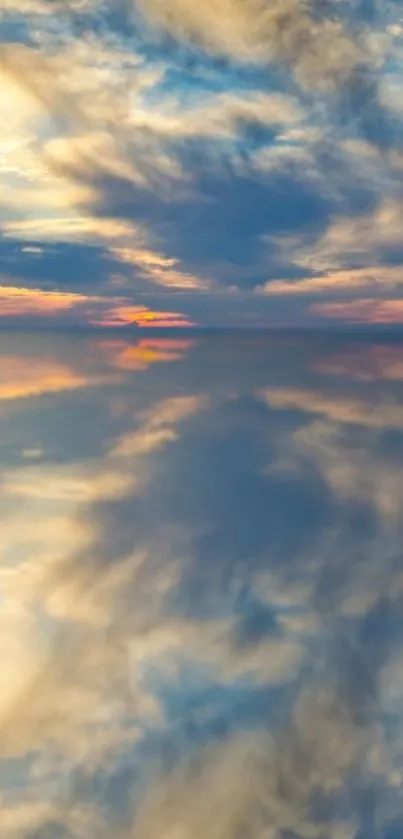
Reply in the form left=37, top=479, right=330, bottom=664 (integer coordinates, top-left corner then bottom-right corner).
left=0, top=0, right=403, bottom=328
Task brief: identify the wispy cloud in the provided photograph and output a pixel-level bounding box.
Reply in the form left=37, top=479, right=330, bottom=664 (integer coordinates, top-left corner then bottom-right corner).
left=138, top=0, right=366, bottom=89
left=0, top=285, right=92, bottom=316
left=310, top=298, right=403, bottom=324
left=261, top=266, right=403, bottom=296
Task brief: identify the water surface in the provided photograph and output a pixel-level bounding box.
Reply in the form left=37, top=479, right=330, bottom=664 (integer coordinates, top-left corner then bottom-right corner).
left=1, top=331, right=403, bottom=838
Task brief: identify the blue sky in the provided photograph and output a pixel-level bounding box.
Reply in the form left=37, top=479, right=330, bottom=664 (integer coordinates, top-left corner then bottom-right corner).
left=0, top=0, right=403, bottom=327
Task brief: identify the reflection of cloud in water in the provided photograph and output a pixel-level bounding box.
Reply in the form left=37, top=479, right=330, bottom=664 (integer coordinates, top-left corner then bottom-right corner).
left=103, top=339, right=196, bottom=371
left=259, top=385, right=403, bottom=429
left=0, top=333, right=402, bottom=837
left=312, top=344, right=403, bottom=382
left=0, top=336, right=194, bottom=405
left=0, top=353, right=113, bottom=401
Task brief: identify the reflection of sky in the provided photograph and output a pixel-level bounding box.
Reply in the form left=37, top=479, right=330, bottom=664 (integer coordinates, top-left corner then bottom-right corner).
left=0, top=1, right=402, bottom=327
left=0, top=331, right=403, bottom=837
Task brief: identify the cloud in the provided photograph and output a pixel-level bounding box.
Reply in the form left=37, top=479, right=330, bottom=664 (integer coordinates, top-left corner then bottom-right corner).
left=1, top=2, right=401, bottom=315
left=1, top=215, right=141, bottom=246
left=0, top=285, right=92, bottom=316
left=108, top=247, right=211, bottom=289
left=0, top=284, right=198, bottom=328
left=90, top=306, right=196, bottom=327
left=2, top=463, right=136, bottom=503
left=138, top=0, right=365, bottom=92
left=0, top=37, right=173, bottom=259
left=307, top=198, right=403, bottom=271
left=0, top=0, right=97, bottom=12
left=261, top=266, right=403, bottom=296
left=0, top=36, right=302, bottom=248
left=123, top=88, right=303, bottom=140
left=310, top=298, right=403, bottom=324
left=136, top=0, right=400, bottom=165
left=0, top=799, right=103, bottom=839
left=130, top=671, right=390, bottom=839
left=258, top=191, right=403, bottom=303
left=261, top=193, right=403, bottom=281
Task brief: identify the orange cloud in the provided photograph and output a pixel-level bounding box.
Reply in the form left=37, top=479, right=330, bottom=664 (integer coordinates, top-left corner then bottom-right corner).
left=91, top=306, right=195, bottom=328
left=309, top=298, right=403, bottom=324
left=0, top=287, right=196, bottom=330
left=0, top=285, right=90, bottom=316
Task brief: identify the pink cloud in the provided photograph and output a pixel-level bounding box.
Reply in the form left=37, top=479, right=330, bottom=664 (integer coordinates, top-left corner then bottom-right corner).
left=90, top=305, right=196, bottom=328
left=0, top=285, right=91, bottom=316
left=309, top=298, right=403, bottom=324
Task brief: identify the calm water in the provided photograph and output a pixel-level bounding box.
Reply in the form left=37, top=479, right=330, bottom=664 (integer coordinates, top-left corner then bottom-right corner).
left=0, top=331, right=403, bottom=839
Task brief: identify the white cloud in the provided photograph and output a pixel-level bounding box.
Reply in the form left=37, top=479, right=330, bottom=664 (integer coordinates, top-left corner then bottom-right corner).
left=138, top=0, right=366, bottom=93
left=2, top=463, right=136, bottom=502
left=130, top=680, right=386, bottom=839
left=266, top=197, right=403, bottom=275
left=261, top=266, right=403, bottom=296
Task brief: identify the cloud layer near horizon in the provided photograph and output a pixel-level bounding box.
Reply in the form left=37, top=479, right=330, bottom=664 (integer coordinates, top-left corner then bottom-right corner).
left=0, top=0, right=402, bottom=326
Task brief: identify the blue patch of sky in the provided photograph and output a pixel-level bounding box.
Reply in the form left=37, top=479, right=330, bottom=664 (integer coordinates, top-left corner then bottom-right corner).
left=84, top=0, right=135, bottom=38
left=158, top=125, right=282, bottom=169
left=145, top=59, right=292, bottom=106
left=0, top=240, right=114, bottom=290
left=0, top=15, right=35, bottom=46
left=140, top=664, right=293, bottom=757
left=150, top=171, right=331, bottom=273
left=383, top=822, right=403, bottom=839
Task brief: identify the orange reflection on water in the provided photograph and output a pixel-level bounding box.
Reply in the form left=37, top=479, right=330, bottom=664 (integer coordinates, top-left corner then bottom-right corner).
left=93, top=338, right=194, bottom=370
left=0, top=354, right=106, bottom=401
